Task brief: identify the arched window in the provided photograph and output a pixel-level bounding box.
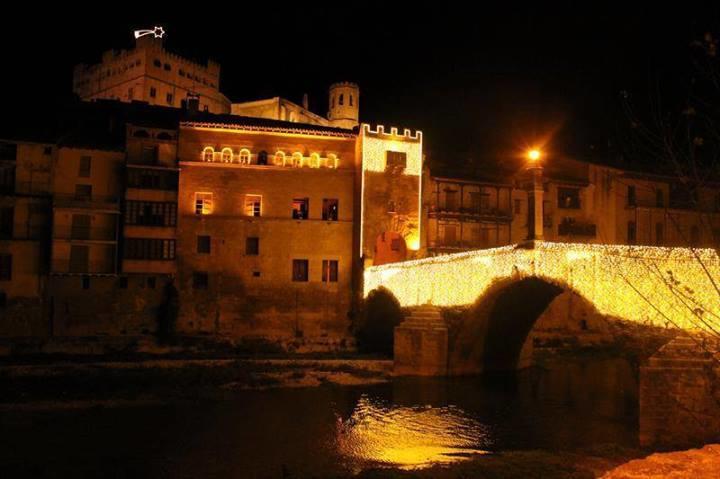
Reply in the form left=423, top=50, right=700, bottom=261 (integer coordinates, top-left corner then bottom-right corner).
left=309, top=153, right=320, bottom=168
left=274, top=151, right=286, bottom=166
left=349, top=94, right=353, bottom=106
left=326, top=154, right=338, bottom=169
left=202, top=147, right=214, bottom=162
left=133, top=129, right=150, bottom=138
left=292, top=152, right=304, bottom=167
left=239, top=149, right=251, bottom=164
left=331, top=96, right=335, bottom=108
left=339, top=94, right=344, bottom=106
left=156, top=132, right=172, bottom=141
left=221, top=148, right=233, bottom=163
left=257, top=150, right=268, bottom=165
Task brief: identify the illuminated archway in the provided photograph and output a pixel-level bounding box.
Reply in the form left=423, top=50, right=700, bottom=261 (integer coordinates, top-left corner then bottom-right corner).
left=202, top=146, right=214, bottom=162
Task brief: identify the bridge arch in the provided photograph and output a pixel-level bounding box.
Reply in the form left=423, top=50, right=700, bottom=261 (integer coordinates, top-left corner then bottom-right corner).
left=447, top=276, right=610, bottom=374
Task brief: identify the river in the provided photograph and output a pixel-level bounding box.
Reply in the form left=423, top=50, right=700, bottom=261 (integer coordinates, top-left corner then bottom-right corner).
left=0, top=357, right=638, bottom=478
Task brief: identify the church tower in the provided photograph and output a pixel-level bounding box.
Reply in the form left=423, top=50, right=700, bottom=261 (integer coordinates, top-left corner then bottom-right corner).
left=328, top=82, right=359, bottom=129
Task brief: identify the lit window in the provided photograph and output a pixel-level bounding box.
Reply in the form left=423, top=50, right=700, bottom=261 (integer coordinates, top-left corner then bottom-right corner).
left=221, top=148, right=233, bottom=163
left=309, top=153, right=320, bottom=168
left=292, top=198, right=309, bottom=220
left=245, top=195, right=262, bottom=217
left=386, top=151, right=407, bottom=170
left=274, top=151, right=286, bottom=166
left=326, top=154, right=338, bottom=169
left=195, top=192, right=213, bottom=215
left=202, top=147, right=214, bottom=162
left=239, top=149, right=251, bottom=164
left=292, top=152, right=303, bottom=167
left=322, top=260, right=338, bottom=282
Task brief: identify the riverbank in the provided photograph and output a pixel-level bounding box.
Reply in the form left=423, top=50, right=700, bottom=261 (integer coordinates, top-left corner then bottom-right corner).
left=0, top=358, right=393, bottom=409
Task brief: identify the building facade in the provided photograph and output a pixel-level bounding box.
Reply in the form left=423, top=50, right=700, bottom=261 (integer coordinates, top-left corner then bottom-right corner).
left=73, top=35, right=231, bottom=114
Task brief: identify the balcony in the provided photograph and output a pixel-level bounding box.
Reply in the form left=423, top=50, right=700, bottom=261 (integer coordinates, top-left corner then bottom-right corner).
left=558, top=221, right=597, bottom=237
left=53, top=194, right=120, bottom=212
left=430, top=205, right=512, bottom=221
left=51, top=259, right=116, bottom=275
left=53, top=226, right=117, bottom=242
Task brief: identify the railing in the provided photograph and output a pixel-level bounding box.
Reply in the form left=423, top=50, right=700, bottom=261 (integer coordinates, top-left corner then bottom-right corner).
left=51, top=259, right=116, bottom=274
left=558, top=221, right=597, bottom=237
left=53, top=194, right=120, bottom=210
left=53, top=226, right=117, bottom=241
left=430, top=205, right=512, bottom=218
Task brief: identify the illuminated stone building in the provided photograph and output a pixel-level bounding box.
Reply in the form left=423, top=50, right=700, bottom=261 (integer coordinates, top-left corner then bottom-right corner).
left=73, top=34, right=231, bottom=114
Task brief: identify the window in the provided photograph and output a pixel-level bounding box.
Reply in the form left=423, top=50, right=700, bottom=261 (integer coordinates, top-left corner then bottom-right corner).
left=291, top=152, right=303, bottom=167
left=125, top=201, right=177, bottom=226
left=386, top=151, right=407, bottom=170
left=124, top=239, right=176, bottom=260
left=195, top=192, right=213, bottom=215
left=326, top=154, right=338, bottom=169
left=257, top=151, right=268, bottom=165
left=150, top=87, right=157, bottom=98
left=197, top=235, right=211, bottom=254
left=469, top=192, right=481, bottom=212
left=292, top=198, right=309, bottom=219
left=245, top=195, right=262, bottom=217
left=309, top=153, right=320, bottom=168
left=274, top=151, right=286, bottom=166
left=444, top=190, right=457, bottom=210
left=157, top=132, right=172, bottom=141
left=142, top=146, right=158, bottom=163
left=292, top=259, right=309, bottom=282
left=82, top=276, right=90, bottom=290
left=0, top=254, right=11, bottom=281
left=444, top=225, right=457, bottom=245
left=322, top=199, right=339, bottom=221
left=655, top=222, right=664, bottom=245
left=166, top=93, right=173, bottom=105
left=221, top=148, right=233, bottom=163
left=128, top=87, right=134, bottom=100
left=246, top=237, right=259, bottom=255
left=203, top=147, right=214, bottom=162
left=322, top=260, right=338, bottom=282
left=557, top=187, right=580, bottom=209
left=147, top=277, right=156, bottom=289
left=656, top=189, right=664, bottom=207
left=0, top=207, right=13, bottom=239
left=179, top=69, right=185, bottom=77
left=627, top=221, right=636, bottom=244
left=118, top=277, right=128, bottom=289
left=133, top=129, right=150, bottom=138
left=127, top=169, right=178, bottom=190
left=193, top=272, right=208, bottom=289
left=627, top=186, right=636, bottom=207
left=514, top=199, right=522, bottom=215
left=153, top=59, right=161, bottom=67
left=164, top=63, right=171, bottom=71
left=349, top=94, right=353, bottom=106
left=78, top=156, right=91, bottom=177
left=69, top=245, right=89, bottom=273
left=70, top=214, right=91, bottom=240
left=339, top=94, right=344, bottom=105
left=74, top=184, right=92, bottom=200
left=252, top=271, right=261, bottom=277
left=239, top=149, right=251, bottom=164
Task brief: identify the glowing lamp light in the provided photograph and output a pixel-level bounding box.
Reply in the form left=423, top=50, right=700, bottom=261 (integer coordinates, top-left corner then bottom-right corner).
left=527, top=149, right=541, bottom=162
left=407, top=235, right=421, bottom=251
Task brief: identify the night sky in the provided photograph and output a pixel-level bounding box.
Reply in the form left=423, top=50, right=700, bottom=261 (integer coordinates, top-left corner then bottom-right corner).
left=3, top=3, right=719, bottom=167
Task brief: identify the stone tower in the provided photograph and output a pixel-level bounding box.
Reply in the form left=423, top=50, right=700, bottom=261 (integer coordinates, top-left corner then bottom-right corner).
left=327, top=82, right=359, bottom=129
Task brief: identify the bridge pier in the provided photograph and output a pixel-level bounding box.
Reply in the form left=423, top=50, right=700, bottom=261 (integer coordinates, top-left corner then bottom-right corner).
left=394, top=306, right=448, bottom=376
left=640, top=335, right=720, bottom=448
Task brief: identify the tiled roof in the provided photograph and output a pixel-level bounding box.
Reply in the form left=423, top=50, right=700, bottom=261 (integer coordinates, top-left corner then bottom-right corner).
left=181, top=112, right=357, bottom=137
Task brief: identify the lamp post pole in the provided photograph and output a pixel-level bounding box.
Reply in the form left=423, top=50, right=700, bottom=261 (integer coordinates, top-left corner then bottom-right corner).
left=527, top=150, right=544, bottom=241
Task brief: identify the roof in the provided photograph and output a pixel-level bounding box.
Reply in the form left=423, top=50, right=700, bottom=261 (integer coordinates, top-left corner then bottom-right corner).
left=181, top=112, right=356, bottom=137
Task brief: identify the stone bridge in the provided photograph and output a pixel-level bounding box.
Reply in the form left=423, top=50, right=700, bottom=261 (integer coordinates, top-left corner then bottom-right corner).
left=364, top=240, right=720, bottom=376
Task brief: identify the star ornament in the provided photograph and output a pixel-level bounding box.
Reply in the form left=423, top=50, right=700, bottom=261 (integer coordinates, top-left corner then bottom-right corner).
left=134, top=26, right=166, bottom=40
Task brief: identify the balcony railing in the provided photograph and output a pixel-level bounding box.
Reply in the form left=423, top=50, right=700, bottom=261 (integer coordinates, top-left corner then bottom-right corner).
left=51, top=259, right=116, bottom=275
left=558, top=221, right=597, bottom=237
left=53, top=226, right=117, bottom=241
left=430, top=205, right=511, bottom=219
left=53, top=194, right=120, bottom=210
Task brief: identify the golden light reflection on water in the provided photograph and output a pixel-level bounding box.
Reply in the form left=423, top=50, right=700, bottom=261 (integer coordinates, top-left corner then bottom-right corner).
left=336, top=395, right=490, bottom=470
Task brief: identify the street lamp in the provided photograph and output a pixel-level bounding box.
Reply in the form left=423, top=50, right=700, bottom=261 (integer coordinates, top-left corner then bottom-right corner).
left=526, top=149, right=544, bottom=241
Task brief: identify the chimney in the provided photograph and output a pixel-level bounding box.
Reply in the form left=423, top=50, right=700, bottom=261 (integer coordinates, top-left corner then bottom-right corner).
left=302, top=93, right=309, bottom=110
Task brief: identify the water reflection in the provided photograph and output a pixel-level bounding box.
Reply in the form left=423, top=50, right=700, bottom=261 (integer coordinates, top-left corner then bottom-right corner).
left=336, top=395, right=490, bottom=470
